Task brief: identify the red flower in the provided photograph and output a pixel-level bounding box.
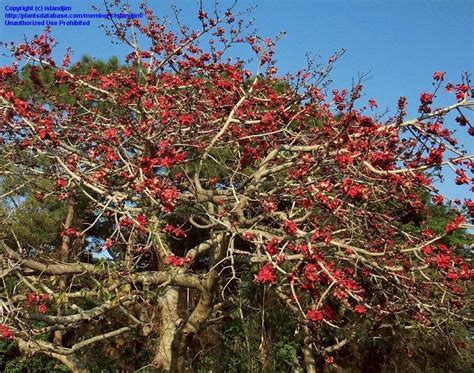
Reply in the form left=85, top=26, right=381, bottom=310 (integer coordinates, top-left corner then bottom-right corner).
left=207, top=176, right=217, bottom=186
left=300, top=198, right=312, bottom=209
left=27, top=292, right=39, bottom=304
left=342, top=178, right=368, bottom=200
left=267, top=66, right=277, bottom=75
left=119, top=217, right=134, bottom=227
left=311, top=229, right=331, bottom=243
left=445, top=83, right=454, bottom=92
left=0, top=66, right=14, bottom=80
left=426, top=145, right=444, bottom=165
left=354, top=304, right=366, bottom=314
left=104, top=238, right=113, bottom=249
left=136, top=214, right=147, bottom=229
left=303, top=263, right=319, bottom=282
left=465, top=200, right=474, bottom=219
left=459, top=264, right=472, bottom=280
left=455, top=116, right=467, bottom=126
left=445, top=214, right=465, bottom=233
left=160, top=188, right=179, bottom=211
left=58, top=193, right=68, bottom=201
left=164, top=224, right=188, bottom=238
left=103, top=128, right=118, bottom=141
left=61, top=53, right=71, bottom=68
left=325, top=356, right=334, bottom=365
left=265, top=238, right=279, bottom=256
left=432, top=195, right=444, bottom=205
left=335, top=154, right=352, bottom=168
left=142, top=99, right=153, bottom=110
left=454, top=169, right=468, bottom=185
left=420, top=92, right=433, bottom=105
left=368, top=98, right=377, bottom=108
left=255, top=263, right=277, bottom=284
left=433, top=71, right=444, bottom=81
left=178, top=114, right=193, bottom=126
left=263, top=200, right=278, bottom=213
left=55, top=178, right=67, bottom=189
left=165, top=255, right=191, bottom=267
left=173, top=227, right=187, bottom=238
left=60, top=227, right=82, bottom=238
left=37, top=304, right=48, bottom=314
left=283, top=220, right=298, bottom=235
left=446, top=271, right=459, bottom=281
left=455, top=84, right=469, bottom=102
left=306, top=309, right=324, bottom=322
left=421, top=245, right=433, bottom=256
left=0, top=325, right=15, bottom=340
left=242, top=231, right=255, bottom=241
left=435, top=254, right=451, bottom=269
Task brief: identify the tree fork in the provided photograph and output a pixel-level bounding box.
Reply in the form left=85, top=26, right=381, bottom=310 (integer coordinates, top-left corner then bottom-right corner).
left=171, top=234, right=229, bottom=372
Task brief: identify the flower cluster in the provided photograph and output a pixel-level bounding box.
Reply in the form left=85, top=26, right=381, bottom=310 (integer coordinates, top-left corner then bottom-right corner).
left=0, top=325, right=14, bottom=340
left=165, top=254, right=191, bottom=267
left=255, top=263, right=277, bottom=284
left=27, top=292, right=50, bottom=314
left=163, top=224, right=188, bottom=238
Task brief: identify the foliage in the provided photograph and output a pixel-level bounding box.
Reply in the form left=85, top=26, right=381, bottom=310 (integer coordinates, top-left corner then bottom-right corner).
left=0, top=340, right=68, bottom=372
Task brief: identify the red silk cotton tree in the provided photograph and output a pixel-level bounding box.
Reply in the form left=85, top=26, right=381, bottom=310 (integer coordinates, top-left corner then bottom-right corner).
left=0, top=1, right=473, bottom=372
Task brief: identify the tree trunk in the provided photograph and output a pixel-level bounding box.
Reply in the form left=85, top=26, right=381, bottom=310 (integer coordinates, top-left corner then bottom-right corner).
left=152, top=287, right=181, bottom=371
left=303, top=326, right=317, bottom=373
left=152, top=234, right=226, bottom=372
left=172, top=289, right=214, bottom=372
left=172, top=234, right=227, bottom=371
left=54, top=195, right=75, bottom=345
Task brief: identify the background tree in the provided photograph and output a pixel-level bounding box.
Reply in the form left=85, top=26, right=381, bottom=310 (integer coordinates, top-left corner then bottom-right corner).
left=0, top=1, right=473, bottom=372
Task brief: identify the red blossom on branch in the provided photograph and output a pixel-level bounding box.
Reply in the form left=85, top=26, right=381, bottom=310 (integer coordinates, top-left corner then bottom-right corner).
left=55, top=178, right=67, bottom=189
left=164, top=224, right=188, bottom=238
left=60, top=227, right=82, bottom=238
left=165, top=255, right=191, bottom=267
left=0, top=325, right=15, bottom=340
left=307, top=309, right=324, bottom=322
left=283, top=220, right=298, bottom=235
left=255, top=263, right=277, bottom=284
left=444, top=215, right=465, bottom=233
left=433, top=71, right=445, bottom=81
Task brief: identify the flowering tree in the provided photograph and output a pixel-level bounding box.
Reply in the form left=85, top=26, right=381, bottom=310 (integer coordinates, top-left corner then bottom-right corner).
left=0, top=1, right=473, bottom=371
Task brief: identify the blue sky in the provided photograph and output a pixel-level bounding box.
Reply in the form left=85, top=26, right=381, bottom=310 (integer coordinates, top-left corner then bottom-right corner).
left=1, top=0, right=473, bottom=200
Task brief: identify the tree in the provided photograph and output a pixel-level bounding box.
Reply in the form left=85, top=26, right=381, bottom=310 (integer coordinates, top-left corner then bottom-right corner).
left=0, top=1, right=473, bottom=371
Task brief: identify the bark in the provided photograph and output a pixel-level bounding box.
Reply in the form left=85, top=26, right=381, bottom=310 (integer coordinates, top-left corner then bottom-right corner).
left=170, top=234, right=228, bottom=372
left=172, top=287, right=215, bottom=372
left=54, top=195, right=75, bottom=345
left=152, top=234, right=227, bottom=372
left=49, top=352, right=89, bottom=373
left=151, top=285, right=215, bottom=372
left=0, top=242, right=98, bottom=273
left=18, top=338, right=89, bottom=373
left=125, top=229, right=137, bottom=271
left=303, top=344, right=317, bottom=373
left=303, top=326, right=317, bottom=373
left=152, top=287, right=181, bottom=372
